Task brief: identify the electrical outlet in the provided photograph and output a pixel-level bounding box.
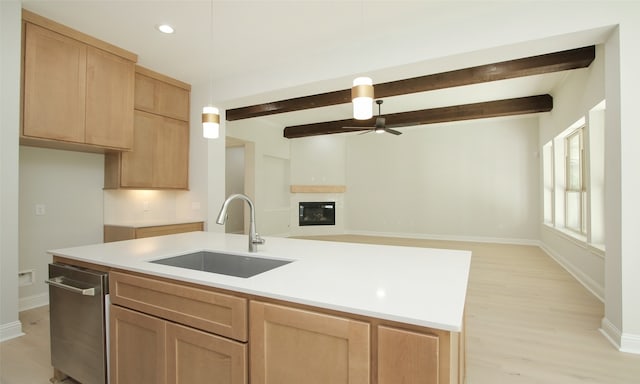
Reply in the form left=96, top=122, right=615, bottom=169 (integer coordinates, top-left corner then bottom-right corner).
left=18, top=270, right=34, bottom=287
left=143, top=201, right=150, bottom=211
left=35, top=204, right=46, bottom=215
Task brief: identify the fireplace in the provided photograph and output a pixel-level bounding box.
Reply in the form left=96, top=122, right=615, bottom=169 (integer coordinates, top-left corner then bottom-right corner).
left=299, top=202, right=335, bottom=226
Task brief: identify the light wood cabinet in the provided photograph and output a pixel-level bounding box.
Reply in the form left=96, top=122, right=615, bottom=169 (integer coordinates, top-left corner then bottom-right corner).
left=250, top=301, right=370, bottom=384
left=22, top=23, right=86, bottom=144
left=84, top=47, right=134, bottom=149
left=110, top=305, right=247, bottom=384
left=377, top=326, right=464, bottom=384
left=110, top=271, right=247, bottom=341
left=104, top=222, right=204, bottom=243
left=108, top=270, right=464, bottom=384
left=166, top=322, right=247, bottom=384
left=21, top=12, right=136, bottom=152
left=110, top=272, right=248, bottom=384
left=104, top=67, right=191, bottom=189
left=110, top=305, right=165, bottom=384
left=105, top=111, right=189, bottom=189
left=134, top=67, right=190, bottom=121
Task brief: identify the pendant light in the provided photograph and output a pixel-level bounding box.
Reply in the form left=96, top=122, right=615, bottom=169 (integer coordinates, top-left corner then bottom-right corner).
left=351, top=76, right=374, bottom=120
left=202, top=106, right=220, bottom=139
left=202, top=0, right=220, bottom=139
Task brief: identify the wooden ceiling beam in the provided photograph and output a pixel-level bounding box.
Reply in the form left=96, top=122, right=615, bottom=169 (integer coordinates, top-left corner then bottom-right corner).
left=283, top=95, right=553, bottom=139
left=227, top=46, right=593, bottom=121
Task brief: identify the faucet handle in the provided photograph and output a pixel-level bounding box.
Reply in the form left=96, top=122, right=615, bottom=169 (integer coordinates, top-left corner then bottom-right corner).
left=253, top=233, right=265, bottom=245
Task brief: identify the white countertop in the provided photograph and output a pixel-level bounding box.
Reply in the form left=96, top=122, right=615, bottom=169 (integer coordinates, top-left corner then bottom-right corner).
left=49, top=232, right=471, bottom=332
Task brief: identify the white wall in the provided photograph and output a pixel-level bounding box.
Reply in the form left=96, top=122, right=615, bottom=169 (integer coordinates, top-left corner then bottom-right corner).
left=104, top=190, right=181, bottom=224
left=538, top=46, right=606, bottom=300
left=18, top=147, right=104, bottom=309
left=346, top=118, right=540, bottom=243
left=290, top=135, right=347, bottom=186
left=606, top=20, right=640, bottom=353
left=252, top=116, right=541, bottom=243
left=289, top=135, right=347, bottom=236
left=0, top=0, right=22, bottom=341
left=225, top=146, right=245, bottom=234
left=226, top=119, right=290, bottom=236
left=178, top=82, right=210, bottom=229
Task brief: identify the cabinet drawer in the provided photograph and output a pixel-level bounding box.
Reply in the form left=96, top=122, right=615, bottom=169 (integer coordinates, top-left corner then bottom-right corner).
left=110, top=271, right=247, bottom=341
left=134, top=222, right=203, bottom=239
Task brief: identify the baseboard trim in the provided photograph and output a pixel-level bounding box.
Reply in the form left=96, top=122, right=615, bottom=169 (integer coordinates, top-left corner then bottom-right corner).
left=345, top=230, right=540, bottom=246
left=539, top=243, right=604, bottom=302
left=598, top=318, right=640, bottom=354
left=600, top=317, right=622, bottom=350
left=621, top=332, right=640, bottom=354
left=19, top=292, right=49, bottom=312
left=0, top=320, right=24, bottom=342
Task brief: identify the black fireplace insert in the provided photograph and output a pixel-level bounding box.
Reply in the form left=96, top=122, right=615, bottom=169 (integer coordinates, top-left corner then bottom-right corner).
left=299, top=202, right=335, bottom=226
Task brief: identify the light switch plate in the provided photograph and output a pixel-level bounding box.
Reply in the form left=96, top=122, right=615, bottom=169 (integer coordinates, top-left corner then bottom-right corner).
left=35, top=204, right=46, bottom=215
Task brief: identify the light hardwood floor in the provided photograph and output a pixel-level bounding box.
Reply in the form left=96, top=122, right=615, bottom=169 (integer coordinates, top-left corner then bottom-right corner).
left=1, top=235, right=639, bottom=383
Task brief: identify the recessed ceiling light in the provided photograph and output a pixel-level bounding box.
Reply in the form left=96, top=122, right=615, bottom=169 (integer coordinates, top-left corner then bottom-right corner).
left=157, top=24, right=174, bottom=34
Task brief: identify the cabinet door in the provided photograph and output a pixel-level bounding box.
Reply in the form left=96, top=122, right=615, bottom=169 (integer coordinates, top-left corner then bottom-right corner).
left=120, top=111, right=155, bottom=187
left=110, top=305, right=166, bottom=384
left=134, top=73, right=156, bottom=112
left=153, top=117, right=189, bottom=189
left=119, top=111, right=189, bottom=189
left=154, top=80, right=190, bottom=121
left=166, top=322, right=247, bottom=384
left=23, top=23, right=86, bottom=143
left=250, top=301, right=370, bottom=384
left=377, top=326, right=440, bottom=384
left=134, top=73, right=190, bottom=121
left=85, top=46, right=134, bottom=149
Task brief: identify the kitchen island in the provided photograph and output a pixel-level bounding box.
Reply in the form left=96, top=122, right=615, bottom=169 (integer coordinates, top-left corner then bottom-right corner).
left=50, top=231, right=471, bottom=384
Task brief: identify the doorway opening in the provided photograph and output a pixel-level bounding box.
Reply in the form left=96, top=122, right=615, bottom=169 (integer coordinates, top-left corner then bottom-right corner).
left=225, top=137, right=255, bottom=234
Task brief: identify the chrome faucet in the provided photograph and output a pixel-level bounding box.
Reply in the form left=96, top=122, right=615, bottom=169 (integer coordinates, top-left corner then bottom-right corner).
left=216, top=193, right=265, bottom=253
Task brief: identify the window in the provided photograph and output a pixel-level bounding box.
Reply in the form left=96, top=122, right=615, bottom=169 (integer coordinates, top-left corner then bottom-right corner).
left=565, top=127, right=586, bottom=234
left=542, top=141, right=554, bottom=224
left=542, top=101, right=605, bottom=248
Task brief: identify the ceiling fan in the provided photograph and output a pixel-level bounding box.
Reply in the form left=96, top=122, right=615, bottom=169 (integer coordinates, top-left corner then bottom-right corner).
left=344, top=100, right=402, bottom=136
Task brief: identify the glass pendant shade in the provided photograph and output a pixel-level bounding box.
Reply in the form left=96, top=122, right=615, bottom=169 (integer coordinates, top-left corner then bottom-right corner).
left=202, top=106, right=220, bottom=139
left=351, top=76, right=374, bottom=120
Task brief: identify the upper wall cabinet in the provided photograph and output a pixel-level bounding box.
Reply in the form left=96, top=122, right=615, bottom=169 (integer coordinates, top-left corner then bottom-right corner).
left=104, top=66, right=191, bottom=190
left=21, top=10, right=137, bottom=153
left=134, top=67, right=190, bottom=121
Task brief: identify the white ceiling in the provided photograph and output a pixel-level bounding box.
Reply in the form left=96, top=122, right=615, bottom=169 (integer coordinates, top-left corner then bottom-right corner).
left=20, top=1, right=610, bottom=130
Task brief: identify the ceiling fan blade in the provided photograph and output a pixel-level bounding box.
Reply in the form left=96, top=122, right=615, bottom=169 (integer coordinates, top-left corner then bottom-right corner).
left=358, top=130, right=373, bottom=135
left=342, top=126, right=374, bottom=129
left=384, top=121, right=420, bottom=129
left=385, top=128, right=402, bottom=135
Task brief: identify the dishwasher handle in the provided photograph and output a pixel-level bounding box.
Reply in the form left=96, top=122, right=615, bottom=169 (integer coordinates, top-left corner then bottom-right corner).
left=46, top=276, right=96, bottom=296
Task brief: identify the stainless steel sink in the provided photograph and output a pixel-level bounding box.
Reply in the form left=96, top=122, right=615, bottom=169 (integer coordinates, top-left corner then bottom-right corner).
left=150, top=251, right=292, bottom=278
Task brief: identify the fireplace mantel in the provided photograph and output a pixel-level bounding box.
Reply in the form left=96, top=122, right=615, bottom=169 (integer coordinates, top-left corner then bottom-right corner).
left=290, top=185, right=346, bottom=193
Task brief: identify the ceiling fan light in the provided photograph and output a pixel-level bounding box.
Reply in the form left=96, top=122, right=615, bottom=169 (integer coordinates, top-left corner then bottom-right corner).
left=352, top=77, right=374, bottom=120
left=202, top=106, right=220, bottom=139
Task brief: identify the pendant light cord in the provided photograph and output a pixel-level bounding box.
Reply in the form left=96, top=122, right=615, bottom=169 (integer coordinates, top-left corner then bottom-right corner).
left=209, top=0, right=214, bottom=106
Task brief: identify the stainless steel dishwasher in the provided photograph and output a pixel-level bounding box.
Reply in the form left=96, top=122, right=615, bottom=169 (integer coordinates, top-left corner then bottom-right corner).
left=46, top=262, right=109, bottom=384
